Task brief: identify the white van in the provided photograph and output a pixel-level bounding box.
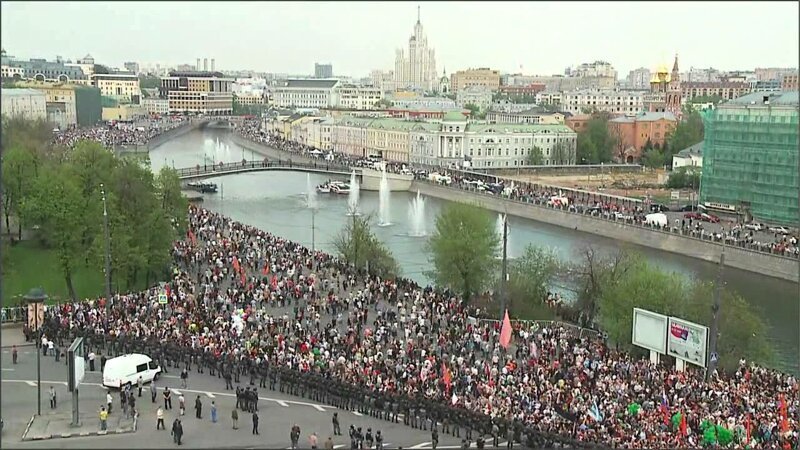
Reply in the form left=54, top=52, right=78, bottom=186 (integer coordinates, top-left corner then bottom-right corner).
left=102, top=353, right=162, bottom=389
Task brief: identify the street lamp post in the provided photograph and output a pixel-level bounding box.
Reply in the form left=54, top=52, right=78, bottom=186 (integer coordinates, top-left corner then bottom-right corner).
left=100, top=184, right=111, bottom=313
left=24, top=287, right=48, bottom=416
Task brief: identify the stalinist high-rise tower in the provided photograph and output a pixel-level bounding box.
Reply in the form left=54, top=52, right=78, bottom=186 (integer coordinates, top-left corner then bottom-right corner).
left=394, top=6, right=438, bottom=92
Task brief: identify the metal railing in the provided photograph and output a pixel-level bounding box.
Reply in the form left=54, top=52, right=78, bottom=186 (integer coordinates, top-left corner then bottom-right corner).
left=175, top=159, right=353, bottom=179
left=1, top=306, right=26, bottom=324
left=474, top=317, right=603, bottom=340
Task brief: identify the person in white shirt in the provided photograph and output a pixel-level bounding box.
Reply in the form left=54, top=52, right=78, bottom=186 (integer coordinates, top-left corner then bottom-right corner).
left=47, top=340, right=55, bottom=357
left=88, top=351, right=96, bottom=371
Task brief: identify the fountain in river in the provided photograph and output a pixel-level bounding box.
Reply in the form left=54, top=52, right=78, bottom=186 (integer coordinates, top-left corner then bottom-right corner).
left=306, top=174, right=318, bottom=209
left=347, top=170, right=361, bottom=216
left=496, top=213, right=511, bottom=259
left=378, top=168, right=392, bottom=226
left=407, top=190, right=427, bottom=237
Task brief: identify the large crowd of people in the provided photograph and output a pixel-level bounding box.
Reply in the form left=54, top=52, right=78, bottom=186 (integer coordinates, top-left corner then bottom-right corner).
left=52, top=116, right=189, bottom=149
left=235, top=118, right=799, bottom=260
left=38, top=205, right=797, bottom=449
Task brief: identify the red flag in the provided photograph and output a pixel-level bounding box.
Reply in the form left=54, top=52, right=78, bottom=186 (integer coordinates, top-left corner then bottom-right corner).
left=232, top=256, right=240, bottom=273
left=165, top=284, right=171, bottom=299
left=442, top=362, right=452, bottom=392
left=779, top=393, right=789, bottom=433
left=262, top=263, right=269, bottom=275
left=499, top=310, right=512, bottom=349
left=746, top=413, right=751, bottom=443
left=270, top=275, right=278, bottom=289
left=240, top=271, right=246, bottom=286
left=679, top=411, right=687, bottom=438
left=187, top=230, right=197, bottom=246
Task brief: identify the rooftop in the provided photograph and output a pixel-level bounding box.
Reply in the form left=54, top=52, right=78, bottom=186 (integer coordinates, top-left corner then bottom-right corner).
left=612, top=112, right=677, bottom=123
left=468, top=123, right=575, bottom=133
left=677, top=141, right=704, bottom=157
left=725, top=90, right=799, bottom=106
left=1, top=88, right=45, bottom=97
left=443, top=111, right=468, bottom=122
left=167, top=71, right=226, bottom=78
left=280, top=79, right=339, bottom=89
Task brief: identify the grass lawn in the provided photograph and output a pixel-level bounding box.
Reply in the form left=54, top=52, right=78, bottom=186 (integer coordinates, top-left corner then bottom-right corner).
left=2, top=240, right=151, bottom=306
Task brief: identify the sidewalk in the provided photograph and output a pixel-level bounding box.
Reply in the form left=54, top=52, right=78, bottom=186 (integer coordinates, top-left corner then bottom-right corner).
left=1, top=326, right=31, bottom=348
left=22, top=411, right=134, bottom=441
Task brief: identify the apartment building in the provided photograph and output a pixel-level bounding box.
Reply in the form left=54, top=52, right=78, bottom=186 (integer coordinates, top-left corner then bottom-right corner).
left=160, top=71, right=234, bottom=115
left=561, top=89, right=646, bottom=115
left=450, top=68, right=501, bottom=93
left=91, top=73, right=141, bottom=104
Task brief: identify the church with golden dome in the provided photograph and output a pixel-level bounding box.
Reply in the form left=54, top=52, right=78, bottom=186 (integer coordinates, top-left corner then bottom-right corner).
left=643, top=55, right=683, bottom=119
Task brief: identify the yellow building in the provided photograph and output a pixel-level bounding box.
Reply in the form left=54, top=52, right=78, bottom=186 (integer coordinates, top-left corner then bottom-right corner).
left=450, top=68, right=501, bottom=93
left=91, top=73, right=141, bottom=103
left=102, top=105, right=147, bottom=121
left=160, top=71, right=233, bottom=115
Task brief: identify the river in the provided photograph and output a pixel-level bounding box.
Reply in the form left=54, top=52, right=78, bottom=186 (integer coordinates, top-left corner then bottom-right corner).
left=149, top=128, right=799, bottom=374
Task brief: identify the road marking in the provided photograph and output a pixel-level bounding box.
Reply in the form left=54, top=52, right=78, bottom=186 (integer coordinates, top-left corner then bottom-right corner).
left=409, top=443, right=432, bottom=449
left=277, top=400, right=289, bottom=407
left=311, top=404, right=324, bottom=411
left=206, top=392, right=215, bottom=399
left=25, top=381, right=37, bottom=386
left=162, top=375, right=181, bottom=379
left=1, top=368, right=14, bottom=371
left=172, top=389, right=182, bottom=395
left=352, top=411, right=363, bottom=416
left=333, top=445, right=345, bottom=449
left=499, top=442, right=508, bottom=447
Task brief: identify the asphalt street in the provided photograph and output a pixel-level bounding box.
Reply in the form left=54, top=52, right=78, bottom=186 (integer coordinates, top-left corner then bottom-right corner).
left=0, top=347, right=477, bottom=449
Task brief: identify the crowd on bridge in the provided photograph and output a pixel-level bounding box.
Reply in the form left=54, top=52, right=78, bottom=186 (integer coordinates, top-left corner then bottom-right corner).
left=36, top=205, right=797, bottom=449
left=52, top=116, right=189, bottom=149
left=235, top=119, right=798, bottom=261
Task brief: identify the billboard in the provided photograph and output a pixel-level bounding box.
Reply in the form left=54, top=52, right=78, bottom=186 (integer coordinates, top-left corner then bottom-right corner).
left=632, top=308, right=668, bottom=354
left=27, top=303, right=45, bottom=331
left=667, top=317, right=709, bottom=367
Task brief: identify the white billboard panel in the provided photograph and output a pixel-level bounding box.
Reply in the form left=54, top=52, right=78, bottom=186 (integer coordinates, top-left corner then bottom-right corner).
left=632, top=308, right=668, bottom=354
left=667, top=316, right=709, bottom=367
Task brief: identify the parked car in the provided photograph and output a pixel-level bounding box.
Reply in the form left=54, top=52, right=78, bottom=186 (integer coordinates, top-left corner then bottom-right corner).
left=684, top=212, right=702, bottom=220
left=701, top=213, right=720, bottom=223
left=649, top=204, right=671, bottom=213
left=744, top=222, right=766, bottom=232
left=679, top=204, right=699, bottom=212
left=769, top=226, right=791, bottom=235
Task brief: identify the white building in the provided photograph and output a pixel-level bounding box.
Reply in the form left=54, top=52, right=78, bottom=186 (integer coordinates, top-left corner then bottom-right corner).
left=336, top=85, right=383, bottom=110
left=487, top=109, right=566, bottom=125
left=456, top=86, right=492, bottom=112
left=625, top=68, right=652, bottom=89
left=141, top=97, right=169, bottom=115
left=535, top=91, right=562, bottom=106
left=1, top=65, right=24, bottom=79
left=561, top=89, right=647, bottom=115
left=569, top=61, right=617, bottom=79
left=370, top=69, right=397, bottom=93
left=672, top=141, right=703, bottom=169
left=391, top=96, right=456, bottom=110
left=272, top=79, right=340, bottom=109
left=393, top=7, right=437, bottom=92
left=1, top=88, right=47, bottom=121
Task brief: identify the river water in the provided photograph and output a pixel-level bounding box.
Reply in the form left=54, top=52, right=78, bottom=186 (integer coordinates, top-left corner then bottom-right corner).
left=149, top=128, right=799, bottom=374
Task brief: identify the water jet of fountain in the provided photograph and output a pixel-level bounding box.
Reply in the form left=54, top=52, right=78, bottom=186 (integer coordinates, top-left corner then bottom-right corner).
left=306, top=174, right=318, bottom=210
left=347, top=171, right=360, bottom=216
left=408, top=190, right=427, bottom=237
left=378, top=168, right=392, bottom=226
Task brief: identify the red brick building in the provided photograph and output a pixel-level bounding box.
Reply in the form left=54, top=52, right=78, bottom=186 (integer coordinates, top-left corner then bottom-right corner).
left=498, top=83, right=546, bottom=96
left=609, top=112, right=677, bottom=162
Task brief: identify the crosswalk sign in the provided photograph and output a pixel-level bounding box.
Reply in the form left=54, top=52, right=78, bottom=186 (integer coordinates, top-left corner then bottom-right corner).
left=158, top=292, right=168, bottom=304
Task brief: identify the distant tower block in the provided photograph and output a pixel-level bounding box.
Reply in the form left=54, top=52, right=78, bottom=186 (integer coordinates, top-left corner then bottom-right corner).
left=211, top=59, right=215, bottom=71
left=203, top=58, right=208, bottom=71
left=196, top=58, right=201, bottom=70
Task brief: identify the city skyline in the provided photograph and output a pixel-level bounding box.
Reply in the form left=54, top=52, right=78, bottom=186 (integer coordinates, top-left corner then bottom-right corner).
left=1, top=1, right=798, bottom=77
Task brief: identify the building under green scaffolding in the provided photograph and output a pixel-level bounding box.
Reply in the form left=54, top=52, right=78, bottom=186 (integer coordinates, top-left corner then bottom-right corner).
left=700, top=91, right=799, bottom=226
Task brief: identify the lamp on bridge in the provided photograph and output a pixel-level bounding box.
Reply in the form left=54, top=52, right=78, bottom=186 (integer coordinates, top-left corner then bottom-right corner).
left=23, top=287, right=48, bottom=416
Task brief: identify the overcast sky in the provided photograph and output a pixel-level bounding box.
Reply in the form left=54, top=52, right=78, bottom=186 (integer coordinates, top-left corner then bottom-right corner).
left=2, top=1, right=798, bottom=77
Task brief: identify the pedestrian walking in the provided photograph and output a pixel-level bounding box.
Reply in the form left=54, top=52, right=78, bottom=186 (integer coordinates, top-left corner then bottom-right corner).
left=325, top=436, right=335, bottom=450
left=309, top=432, right=318, bottom=449
left=99, top=407, right=108, bottom=431
left=332, top=412, right=341, bottom=435
left=252, top=411, right=259, bottom=435
left=179, top=393, right=186, bottom=416
left=432, top=427, right=439, bottom=450
left=107, top=392, right=113, bottom=414
left=151, top=381, right=157, bottom=403
left=164, top=387, right=172, bottom=410
left=128, top=393, right=136, bottom=419
left=181, top=368, right=189, bottom=388
left=49, top=386, right=57, bottom=409
left=210, top=401, right=217, bottom=423
left=122, top=390, right=128, bottom=416
left=132, top=408, right=139, bottom=431
left=12, top=345, right=18, bottom=364
left=506, top=429, right=514, bottom=449
left=375, top=430, right=384, bottom=450
left=231, top=408, right=238, bottom=430
left=88, top=351, right=96, bottom=371
left=137, top=375, right=143, bottom=397
left=172, top=418, right=183, bottom=445
left=291, top=424, right=301, bottom=450
left=194, top=395, right=203, bottom=419
left=157, top=407, right=165, bottom=430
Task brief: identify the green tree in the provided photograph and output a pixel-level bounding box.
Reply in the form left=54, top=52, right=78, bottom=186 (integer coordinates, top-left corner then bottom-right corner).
left=666, top=167, right=701, bottom=189
left=333, top=214, right=398, bottom=277
left=1, top=145, right=38, bottom=239
left=155, top=167, right=188, bottom=235
left=641, top=147, right=666, bottom=169
left=19, top=166, right=86, bottom=301
left=375, top=98, right=393, bottom=108
left=667, top=108, right=704, bottom=156
left=550, top=141, right=572, bottom=165
left=464, top=103, right=480, bottom=117
left=527, top=146, right=544, bottom=165
left=691, top=95, right=724, bottom=105
left=426, top=203, right=499, bottom=301
left=138, top=75, right=161, bottom=89
left=571, top=246, right=638, bottom=327
left=505, top=245, right=562, bottom=319
left=576, top=114, right=616, bottom=164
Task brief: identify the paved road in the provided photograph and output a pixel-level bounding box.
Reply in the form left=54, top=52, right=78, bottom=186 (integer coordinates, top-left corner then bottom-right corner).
left=0, top=349, right=474, bottom=449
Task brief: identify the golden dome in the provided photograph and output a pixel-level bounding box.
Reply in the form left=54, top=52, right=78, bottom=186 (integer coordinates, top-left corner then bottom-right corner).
left=656, top=64, right=669, bottom=74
